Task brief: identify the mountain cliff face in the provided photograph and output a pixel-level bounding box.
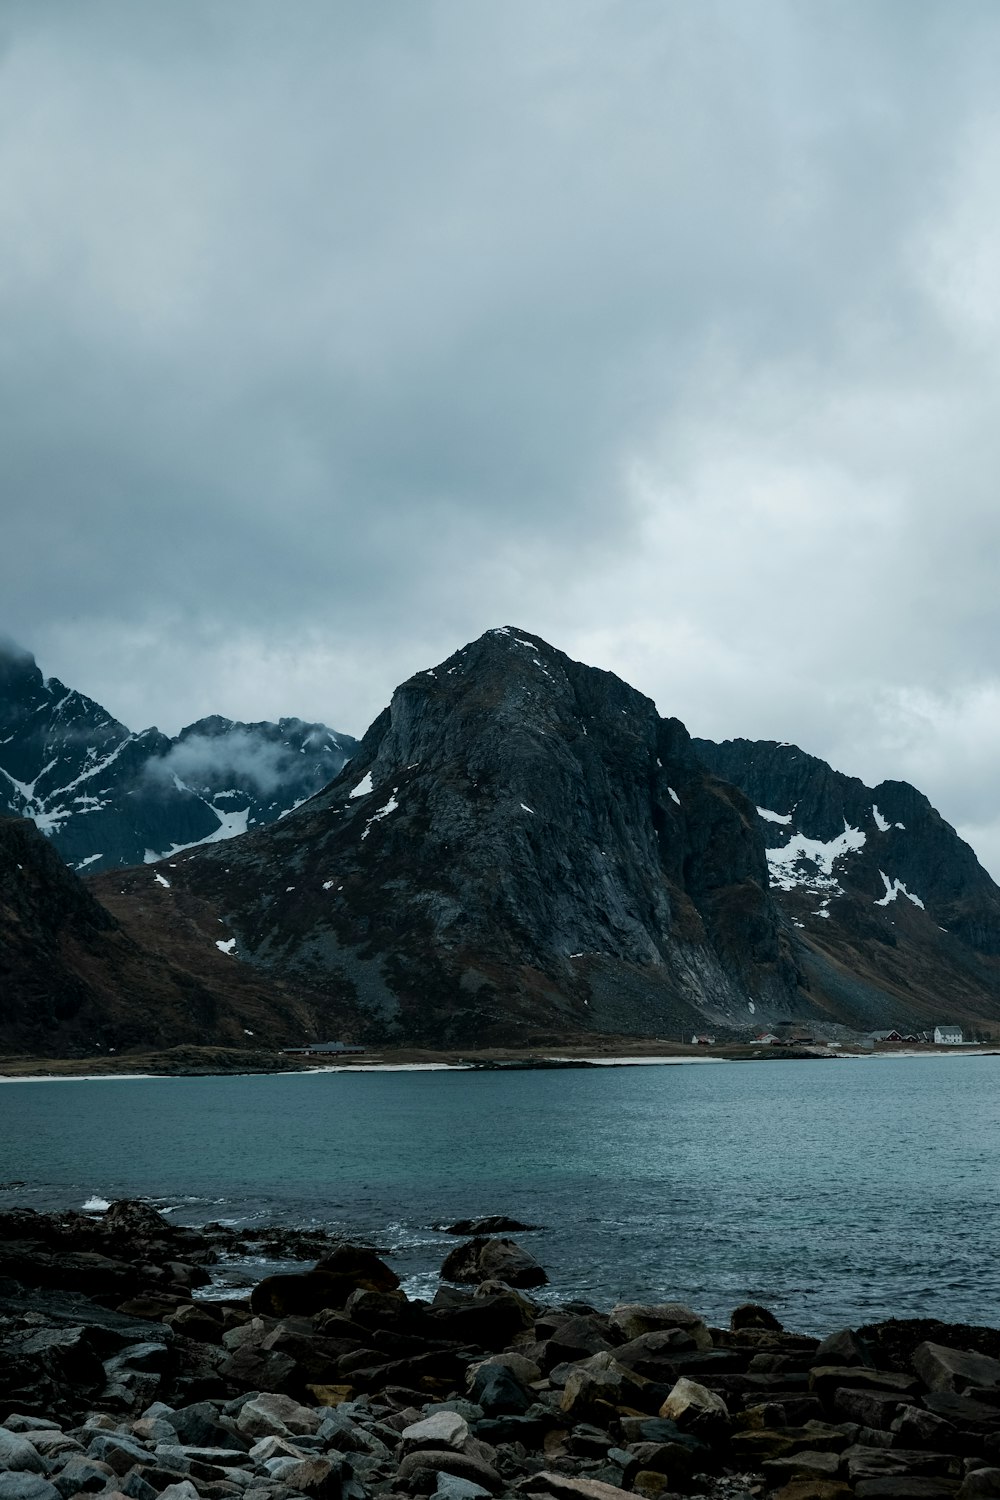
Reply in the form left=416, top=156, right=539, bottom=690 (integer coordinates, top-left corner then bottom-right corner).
left=692, top=738, right=1000, bottom=1030
left=97, top=629, right=803, bottom=1045
left=0, top=813, right=331, bottom=1054
left=0, top=642, right=356, bottom=873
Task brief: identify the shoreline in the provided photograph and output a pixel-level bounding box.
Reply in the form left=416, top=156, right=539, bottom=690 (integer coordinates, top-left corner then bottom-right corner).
left=1, top=1044, right=998, bottom=1082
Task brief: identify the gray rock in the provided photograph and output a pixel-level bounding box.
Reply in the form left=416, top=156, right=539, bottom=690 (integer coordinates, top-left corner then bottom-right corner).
left=398, top=1448, right=502, bottom=1492
left=814, top=1329, right=876, bottom=1368
left=440, top=1237, right=548, bottom=1290
left=432, top=1475, right=492, bottom=1500
left=0, top=1478, right=60, bottom=1500
left=156, top=1485, right=203, bottom=1500
left=0, top=1419, right=60, bottom=1435
left=912, top=1344, right=1000, bottom=1395
left=22, top=1432, right=82, bottom=1461
left=85, top=1432, right=154, bottom=1475
left=248, top=1436, right=308, bottom=1463
left=609, top=1304, right=712, bottom=1349
left=51, top=1456, right=115, bottom=1498
left=401, top=1412, right=470, bottom=1451
left=958, top=1473, right=1000, bottom=1499
left=0, top=1432, right=48, bottom=1475
left=236, top=1393, right=322, bottom=1440
left=468, top=1363, right=531, bottom=1416
left=424, top=1402, right=486, bottom=1425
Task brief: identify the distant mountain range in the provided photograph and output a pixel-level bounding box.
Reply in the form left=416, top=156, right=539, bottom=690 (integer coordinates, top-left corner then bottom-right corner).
left=0, top=641, right=356, bottom=873
left=3, top=628, right=1000, bottom=1054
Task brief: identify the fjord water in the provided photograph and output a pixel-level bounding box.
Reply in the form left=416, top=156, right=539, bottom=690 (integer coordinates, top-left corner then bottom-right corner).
left=2, top=1055, right=998, bottom=1334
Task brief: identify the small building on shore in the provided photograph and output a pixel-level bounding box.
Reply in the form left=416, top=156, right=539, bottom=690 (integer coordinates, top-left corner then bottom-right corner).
left=933, top=1025, right=964, bottom=1045
left=869, top=1029, right=905, bottom=1044
left=282, top=1040, right=366, bottom=1057
left=691, top=1033, right=716, bottom=1045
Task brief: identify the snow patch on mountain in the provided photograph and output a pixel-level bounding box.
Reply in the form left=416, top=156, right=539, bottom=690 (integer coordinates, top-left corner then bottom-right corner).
left=875, top=872, right=925, bottom=909
left=766, top=819, right=866, bottom=894
left=758, top=806, right=792, bottom=825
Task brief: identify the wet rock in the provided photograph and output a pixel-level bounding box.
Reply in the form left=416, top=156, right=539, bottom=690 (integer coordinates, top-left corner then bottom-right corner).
left=890, top=1406, right=962, bottom=1450
left=437, top=1218, right=540, bottom=1237
left=440, top=1238, right=548, bottom=1290
left=731, top=1304, right=783, bottom=1333
left=314, top=1245, right=400, bottom=1292
left=85, top=1432, right=156, bottom=1475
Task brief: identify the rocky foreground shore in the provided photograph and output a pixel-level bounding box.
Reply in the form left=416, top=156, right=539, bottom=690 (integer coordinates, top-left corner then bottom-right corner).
left=1, top=1204, right=998, bottom=1500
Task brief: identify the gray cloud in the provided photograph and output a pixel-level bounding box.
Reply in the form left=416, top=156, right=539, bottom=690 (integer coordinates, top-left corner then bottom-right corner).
left=142, top=730, right=316, bottom=800
left=5, top=1, right=1000, bottom=871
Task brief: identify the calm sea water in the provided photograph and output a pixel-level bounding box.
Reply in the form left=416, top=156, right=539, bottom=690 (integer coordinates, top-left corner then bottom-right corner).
left=1, top=1055, right=998, bottom=1335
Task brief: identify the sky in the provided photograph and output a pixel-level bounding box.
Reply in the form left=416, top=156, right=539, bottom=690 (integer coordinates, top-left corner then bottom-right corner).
left=5, top=1, right=1000, bottom=873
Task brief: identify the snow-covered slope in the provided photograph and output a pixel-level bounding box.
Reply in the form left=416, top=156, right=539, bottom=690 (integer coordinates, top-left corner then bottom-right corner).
left=0, top=641, right=356, bottom=872
left=693, top=736, right=1000, bottom=1028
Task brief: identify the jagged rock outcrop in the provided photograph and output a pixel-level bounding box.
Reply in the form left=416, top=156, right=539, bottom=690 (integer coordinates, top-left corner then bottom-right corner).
left=693, top=738, right=1000, bottom=1031
left=0, top=640, right=356, bottom=872
left=99, top=628, right=804, bottom=1045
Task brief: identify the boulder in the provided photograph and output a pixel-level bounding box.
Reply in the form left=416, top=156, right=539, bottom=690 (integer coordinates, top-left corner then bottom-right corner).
left=164, top=1401, right=248, bottom=1451
left=236, top=1393, right=324, bottom=1440
left=0, top=1432, right=48, bottom=1474
left=658, top=1377, right=730, bottom=1437
left=313, top=1245, right=400, bottom=1291
left=518, top=1474, right=635, bottom=1500
left=958, top=1473, right=1000, bottom=1499
left=468, top=1363, right=532, bottom=1416
left=609, top=1304, right=712, bottom=1350
left=400, top=1411, right=470, bottom=1451
left=396, top=1447, right=502, bottom=1493
left=438, top=1216, right=539, bottom=1236
left=431, top=1475, right=492, bottom=1500
left=440, top=1237, right=547, bottom=1289
left=814, top=1330, right=876, bottom=1368
left=0, top=1479, right=60, bottom=1500
left=731, top=1303, right=784, bottom=1332
left=912, top=1344, right=1000, bottom=1395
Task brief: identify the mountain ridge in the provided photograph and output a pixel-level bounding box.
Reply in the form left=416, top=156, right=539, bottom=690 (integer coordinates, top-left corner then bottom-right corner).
left=0, top=641, right=357, bottom=872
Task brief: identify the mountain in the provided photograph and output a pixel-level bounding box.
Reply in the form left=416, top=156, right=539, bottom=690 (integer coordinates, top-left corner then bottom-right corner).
left=94, top=627, right=806, bottom=1046
left=0, top=814, right=328, bottom=1054
left=0, top=641, right=357, bottom=873
left=692, top=737, right=1000, bottom=1032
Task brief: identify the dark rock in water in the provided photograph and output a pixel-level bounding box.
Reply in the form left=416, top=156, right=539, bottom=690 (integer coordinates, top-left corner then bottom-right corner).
left=440, top=1237, right=548, bottom=1290
left=437, top=1217, right=541, bottom=1237
left=314, top=1244, right=400, bottom=1292
left=731, top=1303, right=784, bottom=1333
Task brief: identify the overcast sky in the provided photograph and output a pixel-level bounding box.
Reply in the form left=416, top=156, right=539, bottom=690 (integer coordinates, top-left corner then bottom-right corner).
left=5, top=1, right=1000, bottom=872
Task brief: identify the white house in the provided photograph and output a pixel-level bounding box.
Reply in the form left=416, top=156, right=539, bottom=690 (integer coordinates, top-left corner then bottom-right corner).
left=933, top=1025, right=964, bottom=1045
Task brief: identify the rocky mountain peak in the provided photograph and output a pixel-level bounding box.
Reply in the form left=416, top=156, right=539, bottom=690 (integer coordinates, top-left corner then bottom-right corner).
left=0, top=642, right=357, bottom=872
left=126, top=629, right=800, bottom=1046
